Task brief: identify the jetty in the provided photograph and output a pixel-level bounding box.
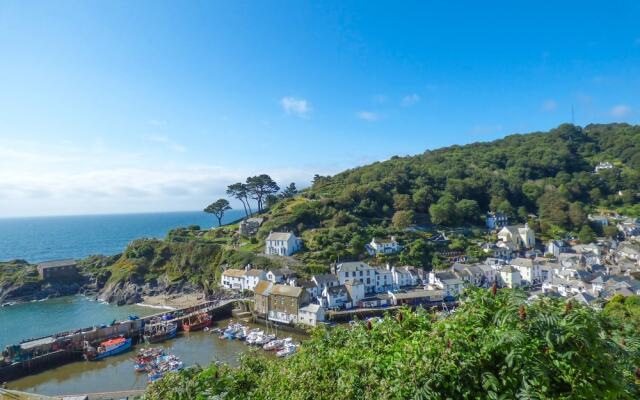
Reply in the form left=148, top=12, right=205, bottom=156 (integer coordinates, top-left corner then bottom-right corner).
left=0, top=299, right=242, bottom=382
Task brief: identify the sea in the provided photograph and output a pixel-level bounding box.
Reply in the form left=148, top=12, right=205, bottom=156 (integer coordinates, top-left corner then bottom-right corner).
left=0, top=209, right=265, bottom=395
left=0, top=210, right=245, bottom=263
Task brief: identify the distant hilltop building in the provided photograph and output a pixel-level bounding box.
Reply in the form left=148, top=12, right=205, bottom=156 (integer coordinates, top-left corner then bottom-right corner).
left=265, top=231, right=301, bottom=256
left=595, top=162, right=614, bottom=173
left=37, top=259, right=78, bottom=280
left=367, top=236, right=401, bottom=255
left=486, top=212, right=509, bottom=230
left=238, top=217, right=264, bottom=236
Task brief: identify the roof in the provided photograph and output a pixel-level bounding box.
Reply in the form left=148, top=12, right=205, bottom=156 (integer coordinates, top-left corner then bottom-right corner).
left=500, top=265, right=519, bottom=273
left=392, top=289, right=443, bottom=300
left=222, top=269, right=246, bottom=278
left=271, top=284, right=304, bottom=298
left=313, top=274, right=339, bottom=285
left=266, top=232, right=295, bottom=241
left=245, top=269, right=265, bottom=277
left=336, top=261, right=373, bottom=272
left=299, top=303, right=323, bottom=313
left=254, top=280, right=273, bottom=296
left=37, top=259, right=77, bottom=269
left=511, top=258, right=534, bottom=268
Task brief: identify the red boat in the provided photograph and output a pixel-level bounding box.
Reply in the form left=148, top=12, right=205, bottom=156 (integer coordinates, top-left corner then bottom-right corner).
left=183, top=312, right=212, bottom=332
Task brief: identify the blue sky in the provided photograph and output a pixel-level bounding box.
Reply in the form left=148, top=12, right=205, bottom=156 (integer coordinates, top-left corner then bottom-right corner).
left=1, top=1, right=639, bottom=217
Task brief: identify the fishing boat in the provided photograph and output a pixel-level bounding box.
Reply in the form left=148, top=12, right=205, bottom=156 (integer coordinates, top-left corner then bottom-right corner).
left=144, top=321, right=178, bottom=343
left=276, top=342, right=298, bottom=357
left=133, top=347, right=165, bottom=372
left=84, top=336, right=132, bottom=361
left=147, top=354, right=184, bottom=383
left=183, top=312, right=213, bottom=332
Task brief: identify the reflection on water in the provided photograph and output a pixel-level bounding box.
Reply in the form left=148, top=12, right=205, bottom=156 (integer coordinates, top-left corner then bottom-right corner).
left=8, top=319, right=307, bottom=396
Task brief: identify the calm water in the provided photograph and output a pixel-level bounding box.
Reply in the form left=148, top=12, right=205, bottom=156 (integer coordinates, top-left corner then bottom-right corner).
left=0, top=296, right=158, bottom=350
left=0, top=210, right=245, bottom=263
left=9, top=317, right=305, bottom=396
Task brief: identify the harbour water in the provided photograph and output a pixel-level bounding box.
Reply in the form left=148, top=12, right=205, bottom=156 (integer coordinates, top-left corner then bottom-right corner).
left=7, top=318, right=306, bottom=396
left=0, top=210, right=245, bottom=263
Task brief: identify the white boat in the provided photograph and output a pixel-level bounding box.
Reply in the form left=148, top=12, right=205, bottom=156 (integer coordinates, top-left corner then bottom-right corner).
left=276, top=343, right=298, bottom=357
left=254, top=333, right=276, bottom=346
left=263, top=339, right=283, bottom=351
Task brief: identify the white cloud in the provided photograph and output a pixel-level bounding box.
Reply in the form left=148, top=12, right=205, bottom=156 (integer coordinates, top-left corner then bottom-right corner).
left=280, top=97, right=310, bottom=117
left=356, top=111, right=380, bottom=121
left=146, top=134, right=187, bottom=153
left=610, top=104, right=631, bottom=117
left=541, top=99, right=558, bottom=112
left=401, top=94, right=420, bottom=107
left=0, top=140, right=321, bottom=217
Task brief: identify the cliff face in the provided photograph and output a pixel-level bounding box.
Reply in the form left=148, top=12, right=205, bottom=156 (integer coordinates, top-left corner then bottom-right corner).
left=97, top=275, right=200, bottom=306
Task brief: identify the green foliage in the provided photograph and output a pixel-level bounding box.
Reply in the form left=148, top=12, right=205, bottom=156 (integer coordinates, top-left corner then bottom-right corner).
left=144, top=289, right=640, bottom=399
left=299, top=123, right=640, bottom=235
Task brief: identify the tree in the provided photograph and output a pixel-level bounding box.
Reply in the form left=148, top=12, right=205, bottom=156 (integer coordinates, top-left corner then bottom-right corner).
left=246, top=174, right=280, bottom=213
left=578, top=225, right=596, bottom=244
left=456, top=199, right=480, bottom=223
left=281, top=182, right=298, bottom=198
left=392, top=210, right=414, bottom=228
left=204, top=199, right=231, bottom=227
left=393, top=194, right=413, bottom=211
left=429, top=194, right=458, bottom=225
left=568, top=202, right=587, bottom=228
left=226, top=183, right=252, bottom=217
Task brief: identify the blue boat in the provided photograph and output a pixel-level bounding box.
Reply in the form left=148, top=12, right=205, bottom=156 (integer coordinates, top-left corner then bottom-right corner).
left=87, top=337, right=132, bottom=360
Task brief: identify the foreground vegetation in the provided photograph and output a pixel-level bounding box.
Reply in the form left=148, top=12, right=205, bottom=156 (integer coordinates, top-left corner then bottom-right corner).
left=145, top=289, right=640, bottom=399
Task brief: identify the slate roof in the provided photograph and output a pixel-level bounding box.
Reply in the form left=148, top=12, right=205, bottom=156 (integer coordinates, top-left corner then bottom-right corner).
left=37, top=259, right=77, bottom=269
left=266, top=232, right=295, bottom=241
left=222, top=269, right=246, bottom=278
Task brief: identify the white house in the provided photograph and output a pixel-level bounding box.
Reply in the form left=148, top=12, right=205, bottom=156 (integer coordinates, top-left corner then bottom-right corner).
left=322, top=285, right=351, bottom=309
left=298, top=304, right=325, bottom=327
left=243, top=267, right=267, bottom=291
left=265, top=232, right=301, bottom=256
left=373, top=267, right=394, bottom=293
left=368, top=236, right=401, bottom=255
left=334, top=262, right=377, bottom=293
left=221, top=269, right=246, bottom=290
left=345, top=280, right=366, bottom=305
left=510, top=258, right=541, bottom=284
left=498, top=224, right=535, bottom=250
left=266, top=269, right=284, bottom=283
left=391, top=266, right=417, bottom=288
left=498, top=265, right=522, bottom=288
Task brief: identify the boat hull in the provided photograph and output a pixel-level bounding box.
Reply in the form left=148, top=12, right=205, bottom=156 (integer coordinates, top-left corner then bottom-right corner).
left=90, top=338, right=132, bottom=360
left=145, top=326, right=177, bottom=343
left=183, top=318, right=213, bottom=332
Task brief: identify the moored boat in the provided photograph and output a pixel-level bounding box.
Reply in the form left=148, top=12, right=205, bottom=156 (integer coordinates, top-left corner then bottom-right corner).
left=84, top=336, right=132, bottom=361
left=144, top=321, right=178, bottom=343
left=276, top=342, right=298, bottom=357
left=183, top=312, right=213, bottom=332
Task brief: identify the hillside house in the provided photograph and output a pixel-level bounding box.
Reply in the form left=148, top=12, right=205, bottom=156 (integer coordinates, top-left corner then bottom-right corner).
left=253, top=280, right=273, bottom=316
left=298, top=304, right=325, bottom=327
left=267, top=284, right=309, bottom=324
left=594, top=162, right=614, bottom=172
left=265, top=232, right=301, bottom=256
left=486, top=212, right=509, bottom=230
left=367, top=236, right=401, bottom=255
left=511, top=258, right=541, bottom=284
left=221, top=269, right=246, bottom=290
left=498, top=265, right=522, bottom=288
left=498, top=224, right=535, bottom=250
left=334, top=261, right=377, bottom=293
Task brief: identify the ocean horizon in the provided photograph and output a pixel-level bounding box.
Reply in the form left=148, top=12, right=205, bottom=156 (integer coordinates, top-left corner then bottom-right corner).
left=0, top=209, right=246, bottom=263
